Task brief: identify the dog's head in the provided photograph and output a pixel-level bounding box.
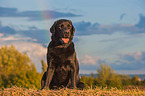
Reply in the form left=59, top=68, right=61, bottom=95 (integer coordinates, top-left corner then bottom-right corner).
left=50, top=19, right=75, bottom=46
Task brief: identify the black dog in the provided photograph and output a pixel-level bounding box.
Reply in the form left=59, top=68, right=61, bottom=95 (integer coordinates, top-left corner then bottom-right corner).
left=41, top=19, right=84, bottom=89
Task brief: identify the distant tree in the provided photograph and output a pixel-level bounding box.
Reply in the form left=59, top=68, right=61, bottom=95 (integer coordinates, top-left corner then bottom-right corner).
left=0, top=75, right=3, bottom=88
left=0, top=45, right=42, bottom=89
left=142, top=79, right=145, bottom=86
left=41, top=60, right=47, bottom=73
left=119, top=74, right=132, bottom=86
left=80, top=62, right=144, bottom=88
left=90, top=72, right=95, bottom=77
left=132, top=76, right=141, bottom=85
left=97, top=62, right=122, bottom=88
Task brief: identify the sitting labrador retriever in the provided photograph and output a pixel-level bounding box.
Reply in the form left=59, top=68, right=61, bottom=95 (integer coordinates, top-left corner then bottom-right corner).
left=41, top=19, right=84, bottom=89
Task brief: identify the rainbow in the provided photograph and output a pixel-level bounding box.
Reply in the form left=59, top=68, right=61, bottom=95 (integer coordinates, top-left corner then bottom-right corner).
left=33, top=0, right=71, bottom=46
left=35, top=0, right=53, bottom=45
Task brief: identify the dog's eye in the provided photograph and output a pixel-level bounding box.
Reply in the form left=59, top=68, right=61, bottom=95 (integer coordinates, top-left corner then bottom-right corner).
left=61, top=24, right=64, bottom=28
left=67, top=24, right=71, bottom=29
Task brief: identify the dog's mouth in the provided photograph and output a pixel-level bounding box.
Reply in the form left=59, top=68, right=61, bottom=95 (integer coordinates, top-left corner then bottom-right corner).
left=61, top=38, right=69, bottom=43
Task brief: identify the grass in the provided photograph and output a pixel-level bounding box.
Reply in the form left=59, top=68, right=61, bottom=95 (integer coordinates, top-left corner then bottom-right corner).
left=0, top=86, right=145, bottom=96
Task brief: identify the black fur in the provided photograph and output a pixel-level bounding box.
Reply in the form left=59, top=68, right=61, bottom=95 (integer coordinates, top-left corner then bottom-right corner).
left=41, top=19, right=84, bottom=89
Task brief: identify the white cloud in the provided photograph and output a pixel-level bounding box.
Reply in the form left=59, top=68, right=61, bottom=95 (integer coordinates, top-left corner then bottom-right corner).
left=115, top=68, right=145, bottom=75
left=0, top=33, right=4, bottom=37
left=13, top=42, right=47, bottom=72
left=74, top=14, right=145, bottom=36
left=124, top=52, right=143, bottom=61
left=120, top=51, right=145, bottom=62
left=109, top=51, right=145, bottom=71
left=79, top=54, right=99, bottom=65
left=1, top=36, right=19, bottom=41
left=0, top=41, right=47, bottom=72
left=0, top=34, right=33, bottom=41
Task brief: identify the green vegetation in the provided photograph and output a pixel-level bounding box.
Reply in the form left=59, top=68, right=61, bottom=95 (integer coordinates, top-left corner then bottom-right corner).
left=80, top=62, right=145, bottom=89
left=41, top=60, right=47, bottom=73
left=0, top=45, right=44, bottom=89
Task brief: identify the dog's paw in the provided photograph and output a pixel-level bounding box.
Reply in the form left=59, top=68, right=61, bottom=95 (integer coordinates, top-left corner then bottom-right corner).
left=41, top=86, right=49, bottom=90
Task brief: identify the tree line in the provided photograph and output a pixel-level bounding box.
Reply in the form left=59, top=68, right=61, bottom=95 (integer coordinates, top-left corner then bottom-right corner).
left=81, top=62, right=145, bottom=89
left=0, top=45, right=145, bottom=89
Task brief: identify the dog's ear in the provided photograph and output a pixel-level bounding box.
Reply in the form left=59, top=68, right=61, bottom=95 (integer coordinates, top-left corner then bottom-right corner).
left=72, top=24, right=75, bottom=36
left=50, top=21, right=57, bottom=36
left=68, top=20, right=75, bottom=36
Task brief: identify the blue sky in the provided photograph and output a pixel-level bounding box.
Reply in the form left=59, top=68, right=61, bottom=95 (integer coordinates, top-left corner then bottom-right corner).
left=0, top=0, right=145, bottom=74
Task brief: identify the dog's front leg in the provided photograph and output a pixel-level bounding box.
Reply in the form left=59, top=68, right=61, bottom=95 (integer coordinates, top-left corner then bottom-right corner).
left=70, top=64, right=76, bottom=88
left=43, top=66, right=55, bottom=89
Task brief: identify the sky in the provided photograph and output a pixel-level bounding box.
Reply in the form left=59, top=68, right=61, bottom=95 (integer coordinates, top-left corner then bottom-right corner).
left=0, top=0, right=145, bottom=74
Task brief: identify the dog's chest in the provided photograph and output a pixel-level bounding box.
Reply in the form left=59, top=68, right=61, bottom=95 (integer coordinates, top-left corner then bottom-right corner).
left=54, top=65, right=70, bottom=80
left=54, top=47, right=74, bottom=57
left=49, top=42, right=75, bottom=58
left=55, top=65, right=70, bottom=74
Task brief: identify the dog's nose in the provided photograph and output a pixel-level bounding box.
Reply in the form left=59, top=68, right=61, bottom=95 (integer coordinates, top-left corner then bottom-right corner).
left=64, top=31, right=70, bottom=37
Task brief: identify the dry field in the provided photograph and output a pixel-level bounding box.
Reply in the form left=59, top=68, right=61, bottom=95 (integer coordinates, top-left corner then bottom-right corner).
left=0, top=86, right=145, bottom=96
